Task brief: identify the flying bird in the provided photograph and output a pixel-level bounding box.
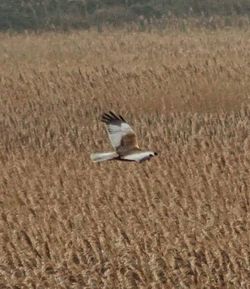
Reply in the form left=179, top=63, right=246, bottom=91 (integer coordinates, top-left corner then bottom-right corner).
left=90, top=111, right=158, bottom=163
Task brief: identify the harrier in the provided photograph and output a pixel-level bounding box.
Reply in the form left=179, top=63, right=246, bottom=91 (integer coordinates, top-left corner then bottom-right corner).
left=90, top=111, right=158, bottom=163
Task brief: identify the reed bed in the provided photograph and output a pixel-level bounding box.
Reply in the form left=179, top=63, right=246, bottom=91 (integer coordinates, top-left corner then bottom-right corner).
left=0, top=28, right=249, bottom=288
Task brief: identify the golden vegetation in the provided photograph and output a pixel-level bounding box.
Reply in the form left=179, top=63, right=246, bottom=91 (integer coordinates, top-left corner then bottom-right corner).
left=0, top=28, right=249, bottom=288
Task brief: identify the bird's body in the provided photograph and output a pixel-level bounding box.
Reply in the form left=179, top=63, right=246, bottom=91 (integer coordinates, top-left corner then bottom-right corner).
left=90, top=111, right=158, bottom=163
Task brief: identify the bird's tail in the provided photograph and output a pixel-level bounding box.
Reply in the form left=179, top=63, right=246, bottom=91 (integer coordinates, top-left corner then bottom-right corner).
left=90, top=152, right=118, bottom=162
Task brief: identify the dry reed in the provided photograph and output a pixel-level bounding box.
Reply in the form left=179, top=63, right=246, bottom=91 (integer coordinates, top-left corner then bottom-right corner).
left=0, top=28, right=249, bottom=288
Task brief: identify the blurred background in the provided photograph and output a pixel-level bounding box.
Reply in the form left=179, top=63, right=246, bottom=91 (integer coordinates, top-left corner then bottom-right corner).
left=1, top=0, right=250, bottom=32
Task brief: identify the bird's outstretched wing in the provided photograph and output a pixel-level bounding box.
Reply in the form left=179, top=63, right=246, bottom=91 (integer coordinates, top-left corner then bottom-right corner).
left=101, top=111, right=139, bottom=154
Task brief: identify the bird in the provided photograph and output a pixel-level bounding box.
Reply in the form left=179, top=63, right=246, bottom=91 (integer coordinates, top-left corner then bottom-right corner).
left=90, top=111, right=158, bottom=163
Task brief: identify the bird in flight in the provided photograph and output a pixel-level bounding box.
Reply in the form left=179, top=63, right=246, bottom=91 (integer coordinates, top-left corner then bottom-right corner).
left=90, top=111, right=158, bottom=163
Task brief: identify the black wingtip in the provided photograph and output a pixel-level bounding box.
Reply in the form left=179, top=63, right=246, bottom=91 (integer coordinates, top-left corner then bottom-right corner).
left=101, top=111, right=126, bottom=123
left=119, top=114, right=126, bottom=122
left=101, top=113, right=112, bottom=123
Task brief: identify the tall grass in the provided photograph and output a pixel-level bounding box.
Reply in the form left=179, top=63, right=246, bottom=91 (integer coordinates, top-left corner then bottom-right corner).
left=0, top=28, right=249, bottom=288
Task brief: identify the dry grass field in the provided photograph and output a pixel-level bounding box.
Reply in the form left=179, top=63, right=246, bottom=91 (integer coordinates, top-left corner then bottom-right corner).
left=0, top=28, right=249, bottom=288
